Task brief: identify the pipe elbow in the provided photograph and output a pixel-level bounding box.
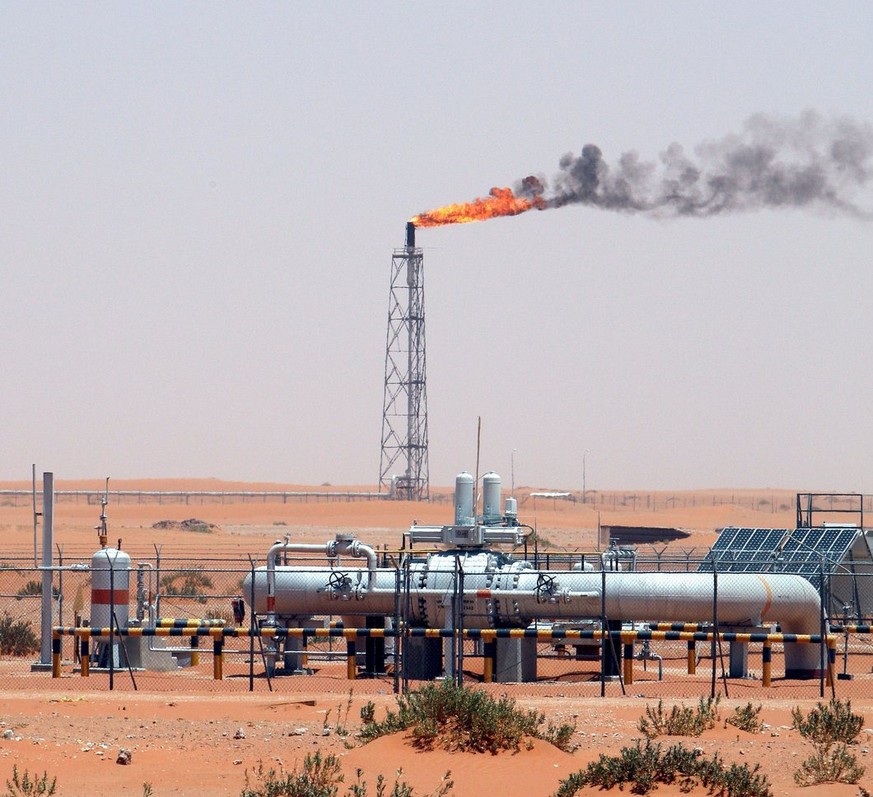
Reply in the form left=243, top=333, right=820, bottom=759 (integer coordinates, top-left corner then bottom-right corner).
left=761, top=574, right=823, bottom=636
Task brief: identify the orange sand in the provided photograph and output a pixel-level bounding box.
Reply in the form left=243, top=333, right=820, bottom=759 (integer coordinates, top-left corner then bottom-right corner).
left=0, top=481, right=865, bottom=796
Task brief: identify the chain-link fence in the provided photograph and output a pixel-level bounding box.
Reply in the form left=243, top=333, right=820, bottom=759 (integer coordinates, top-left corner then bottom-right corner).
left=4, top=549, right=873, bottom=699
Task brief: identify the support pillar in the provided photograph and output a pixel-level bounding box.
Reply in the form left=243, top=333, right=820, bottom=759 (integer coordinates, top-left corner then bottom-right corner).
left=494, top=636, right=537, bottom=682
left=365, top=616, right=386, bottom=675
left=762, top=642, right=772, bottom=687
left=728, top=640, right=749, bottom=678
left=404, top=635, right=442, bottom=680
left=601, top=621, right=622, bottom=679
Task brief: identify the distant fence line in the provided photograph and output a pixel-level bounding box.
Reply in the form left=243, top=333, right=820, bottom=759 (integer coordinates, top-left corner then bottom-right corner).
left=0, top=489, right=816, bottom=512
left=0, top=490, right=393, bottom=507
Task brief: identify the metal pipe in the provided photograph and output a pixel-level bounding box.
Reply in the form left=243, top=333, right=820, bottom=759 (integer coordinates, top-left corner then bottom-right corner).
left=264, top=536, right=377, bottom=627
left=252, top=567, right=819, bottom=630
left=245, top=556, right=824, bottom=675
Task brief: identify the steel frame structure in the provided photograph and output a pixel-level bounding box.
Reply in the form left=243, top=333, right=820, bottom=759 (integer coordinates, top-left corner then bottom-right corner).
left=379, top=231, right=429, bottom=500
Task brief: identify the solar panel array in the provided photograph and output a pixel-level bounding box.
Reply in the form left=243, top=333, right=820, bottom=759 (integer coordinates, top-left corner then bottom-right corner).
left=698, top=528, right=789, bottom=572
left=698, top=526, right=859, bottom=589
left=774, top=527, right=859, bottom=588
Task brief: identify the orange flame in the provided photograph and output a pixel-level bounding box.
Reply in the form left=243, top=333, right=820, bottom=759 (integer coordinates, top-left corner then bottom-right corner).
left=410, top=185, right=546, bottom=228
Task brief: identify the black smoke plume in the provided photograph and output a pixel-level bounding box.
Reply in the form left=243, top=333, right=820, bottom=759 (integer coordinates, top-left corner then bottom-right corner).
left=517, top=112, right=873, bottom=219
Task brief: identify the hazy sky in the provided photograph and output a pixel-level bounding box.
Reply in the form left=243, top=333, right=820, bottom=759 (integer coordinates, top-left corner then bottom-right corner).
left=3, top=3, right=873, bottom=492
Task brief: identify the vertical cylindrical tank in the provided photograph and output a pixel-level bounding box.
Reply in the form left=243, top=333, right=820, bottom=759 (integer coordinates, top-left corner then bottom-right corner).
left=454, top=472, right=474, bottom=525
left=482, top=472, right=502, bottom=524
left=504, top=496, right=518, bottom=522
left=90, top=546, right=131, bottom=633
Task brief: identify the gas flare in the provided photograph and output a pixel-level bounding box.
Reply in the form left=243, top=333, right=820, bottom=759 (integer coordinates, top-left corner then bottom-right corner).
left=410, top=184, right=546, bottom=228
left=408, top=113, right=873, bottom=228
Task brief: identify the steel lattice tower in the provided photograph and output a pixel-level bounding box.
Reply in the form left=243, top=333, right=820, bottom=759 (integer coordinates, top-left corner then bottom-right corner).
left=379, top=223, right=429, bottom=500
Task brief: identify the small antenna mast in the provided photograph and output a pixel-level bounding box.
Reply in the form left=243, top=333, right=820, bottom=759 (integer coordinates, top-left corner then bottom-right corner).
left=97, top=477, right=109, bottom=548
left=32, top=464, right=41, bottom=566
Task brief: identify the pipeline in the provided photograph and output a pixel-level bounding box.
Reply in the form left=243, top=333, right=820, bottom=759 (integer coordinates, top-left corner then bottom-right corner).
left=244, top=539, right=824, bottom=676
left=263, top=534, right=377, bottom=627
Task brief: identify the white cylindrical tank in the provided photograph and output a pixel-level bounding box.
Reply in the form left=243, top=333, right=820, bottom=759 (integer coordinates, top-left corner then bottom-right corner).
left=454, top=472, right=474, bottom=525
left=504, top=496, right=518, bottom=520
left=90, top=546, right=131, bottom=634
left=481, top=472, right=502, bottom=524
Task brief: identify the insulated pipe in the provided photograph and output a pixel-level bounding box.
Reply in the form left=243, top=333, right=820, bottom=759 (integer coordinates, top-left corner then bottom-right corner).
left=252, top=567, right=821, bottom=633
left=245, top=554, right=824, bottom=675
left=603, top=571, right=823, bottom=676
left=264, top=537, right=377, bottom=627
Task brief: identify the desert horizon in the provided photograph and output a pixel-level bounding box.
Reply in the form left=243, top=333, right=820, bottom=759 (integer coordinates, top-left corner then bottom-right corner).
left=0, top=478, right=816, bottom=557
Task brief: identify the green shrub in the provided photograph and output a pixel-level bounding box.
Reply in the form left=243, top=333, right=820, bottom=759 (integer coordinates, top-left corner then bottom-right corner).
left=3, top=766, right=57, bottom=797
left=0, top=613, right=40, bottom=656
left=794, top=743, right=864, bottom=786
left=791, top=700, right=866, bottom=785
left=791, top=699, right=863, bottom=747
left=638, top=696, right=721, bottom=738
left=160, top=570, right=213, bottom=604
left=240, top=752, right=452, bottom=797
left=242, top=752, right=342, bottom=797
left=359, top=679, right=576, bottom=753
left=553, top=740, right=771, bottom=797
left=15, top=581, right=58, bottom=599
left=725, top=702, right=763, bottom=734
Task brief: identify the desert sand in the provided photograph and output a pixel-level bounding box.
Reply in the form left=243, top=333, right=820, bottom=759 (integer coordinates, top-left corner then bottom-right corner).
left=0, top=480, right=869, bottom=796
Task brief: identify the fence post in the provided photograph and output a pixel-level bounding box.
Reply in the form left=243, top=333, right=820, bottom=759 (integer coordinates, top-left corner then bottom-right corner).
left=710, top=552, right=718, bottom=699
left=818, top=554, right=832, bottom=698
left=56, top=545, right=64, bottom=660
left=456, top=558, right=465, bottom=687
left=248, top=557, right=256, bottom=692
left=600, top=567, right=606, bottom=698
left=108, top=550, right=115, bottom=691
left=393, top=566, right=401, bottom=695
left=402, top=556, right=411, bottom=694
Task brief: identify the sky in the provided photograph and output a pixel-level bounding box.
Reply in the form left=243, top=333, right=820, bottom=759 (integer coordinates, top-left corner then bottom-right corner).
left=2, top=3, right=873, bottom=492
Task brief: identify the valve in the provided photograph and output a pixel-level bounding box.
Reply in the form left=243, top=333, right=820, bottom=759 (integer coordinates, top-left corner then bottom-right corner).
left=535, top=573, right=558, bottom=603
left=327, top=571, right=354, bottom=600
